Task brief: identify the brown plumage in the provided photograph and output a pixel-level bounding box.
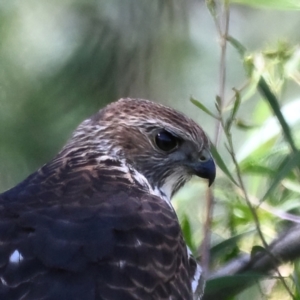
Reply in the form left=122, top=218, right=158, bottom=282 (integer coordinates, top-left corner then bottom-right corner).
left=0, top=98, right=215, bottom=300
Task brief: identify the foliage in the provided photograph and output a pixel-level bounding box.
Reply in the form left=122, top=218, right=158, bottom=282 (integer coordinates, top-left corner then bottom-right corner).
left=1, top=0, right=300, bottom=299
left=177, top=1, right=300, bottom=299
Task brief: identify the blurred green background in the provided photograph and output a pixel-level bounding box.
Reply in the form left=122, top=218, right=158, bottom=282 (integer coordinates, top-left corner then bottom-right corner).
left=1, top=0, right=300, bottom=299
left=0, top=0, right=299, bottom=191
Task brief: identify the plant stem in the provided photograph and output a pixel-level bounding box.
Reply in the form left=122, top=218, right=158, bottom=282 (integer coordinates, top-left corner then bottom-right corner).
left=201, top=0, right=230, bottom=280
left=220, top=111, right=296, bottom=300
left=204, top=1, right=295, bottom=298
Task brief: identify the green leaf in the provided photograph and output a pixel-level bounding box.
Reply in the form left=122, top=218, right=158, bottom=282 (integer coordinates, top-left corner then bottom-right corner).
left=237, top=98, right=300, bottom=162
left=235, top=119, right=259, bottom=130
left=225, top=119, right=231, bottom=133
left=230, top=0, right=300, bottom=10
left=282, top=180, right=300, bottom=194
left=206, top=0, right=217, bottom=17
left=190, top=97, right=218, bottom=119
left=227, top=35, right=247, bottom=57
left=226, top=89, right=242, bottom=132
left=216, top=95, right=222, bottom=107
left=240, top=164, right=276, bottom=176
left=251, top=245, right=266, bottom=258
left=258, top=77, right=298, bottom=154
left=181, top=215, right=195, bottom=253
left=231, top=89, right=241, bottom=121
left=210, top=230, right=255, bottom=260
left=205, top=273, right=264, bottom=295
left=261, top=153, right=300, bottom=202
left=210, top=143, right=238, bottom=186
left=215, top=102, right=220, bottom=113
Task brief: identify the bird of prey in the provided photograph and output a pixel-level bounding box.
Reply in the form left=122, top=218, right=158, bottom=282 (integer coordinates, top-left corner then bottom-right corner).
left=0, top=98, right=215, bottom=300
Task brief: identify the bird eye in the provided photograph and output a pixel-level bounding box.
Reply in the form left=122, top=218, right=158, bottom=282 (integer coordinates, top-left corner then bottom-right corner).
left=155, top=130, right=179, bottom=152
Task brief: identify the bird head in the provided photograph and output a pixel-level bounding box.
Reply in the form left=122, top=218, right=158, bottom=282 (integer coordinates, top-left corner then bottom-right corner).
left=67, top=98, right=216, bottom=199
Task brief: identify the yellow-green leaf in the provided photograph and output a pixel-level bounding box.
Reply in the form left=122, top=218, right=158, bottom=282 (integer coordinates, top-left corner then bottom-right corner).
left=190, top=97, right=218, bottom=119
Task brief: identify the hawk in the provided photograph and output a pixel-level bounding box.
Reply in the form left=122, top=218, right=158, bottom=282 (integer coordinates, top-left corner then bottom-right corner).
left=0, top=98, right=215, bottom=300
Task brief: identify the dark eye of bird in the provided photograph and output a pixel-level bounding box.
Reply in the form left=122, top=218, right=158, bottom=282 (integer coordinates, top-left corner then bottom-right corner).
left=155, top=130, right=179, bottom=152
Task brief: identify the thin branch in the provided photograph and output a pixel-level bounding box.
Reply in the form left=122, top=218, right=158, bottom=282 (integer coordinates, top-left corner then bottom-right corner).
left=203, top=224, right=300, bottom=300
left=202, top=2, right=297, bottom=300
left=200, top=189, right=214, bottom=276
left=200, top=0, right=230, bottom=291
left=219, top=104, right=295, bottom=299
left=201, top=1, right=296, bottom=298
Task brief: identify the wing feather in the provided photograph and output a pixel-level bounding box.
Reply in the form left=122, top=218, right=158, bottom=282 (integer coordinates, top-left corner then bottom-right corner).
left=0, top=160, right=192, bottom=299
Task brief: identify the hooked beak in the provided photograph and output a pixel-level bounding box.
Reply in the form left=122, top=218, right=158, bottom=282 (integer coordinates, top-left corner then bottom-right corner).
left=192, top=155, right=216, bottom=186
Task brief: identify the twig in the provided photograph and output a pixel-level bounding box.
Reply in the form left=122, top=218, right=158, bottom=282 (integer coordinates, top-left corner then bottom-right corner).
left=203, top=224, right=300, bottom=300
left=218, top=102, right=296, bottom=299
left=231, top=144, right=294, bottom=299
left=203, top=1, right=296, bottom=298
left=201, top=0, right=230, bottom=282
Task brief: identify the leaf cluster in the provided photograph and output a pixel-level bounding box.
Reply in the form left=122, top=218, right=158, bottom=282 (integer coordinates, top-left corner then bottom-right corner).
left=179, top=2, right=300, bottom=299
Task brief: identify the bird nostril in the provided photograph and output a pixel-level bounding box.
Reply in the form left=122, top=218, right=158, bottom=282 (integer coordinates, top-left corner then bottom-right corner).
left=199, top=155, right=207, bottom=161
left=199, top=149, right=210, bottom=162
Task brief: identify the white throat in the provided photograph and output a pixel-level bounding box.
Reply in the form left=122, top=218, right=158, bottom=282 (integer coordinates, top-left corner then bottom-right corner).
left=126, top=162, right=173, bottom=207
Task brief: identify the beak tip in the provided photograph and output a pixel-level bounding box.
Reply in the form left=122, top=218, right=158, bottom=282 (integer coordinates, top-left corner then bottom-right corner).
left=209, top=160, right=216, bottom=186
left=209, top=161, right=216, bottom=187
left=193, top=156, right=216, bottom=186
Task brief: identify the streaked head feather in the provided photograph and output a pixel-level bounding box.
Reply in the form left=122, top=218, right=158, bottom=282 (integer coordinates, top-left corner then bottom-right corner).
left=61, top=98, right=212, bottom=200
